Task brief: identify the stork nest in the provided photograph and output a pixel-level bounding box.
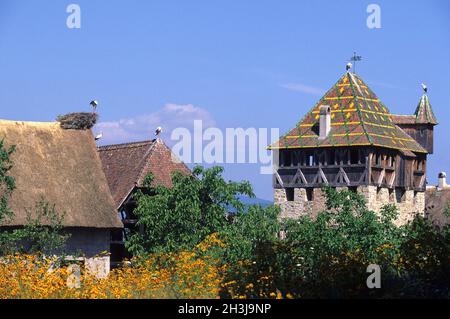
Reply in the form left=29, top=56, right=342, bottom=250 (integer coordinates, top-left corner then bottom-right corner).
left=56, top=112, right=98, bottom=130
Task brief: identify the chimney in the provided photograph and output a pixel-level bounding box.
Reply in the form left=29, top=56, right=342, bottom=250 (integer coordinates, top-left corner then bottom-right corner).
left=319, top=105, right=331, bottom=139
left=438, top=172, right=447, bottom=189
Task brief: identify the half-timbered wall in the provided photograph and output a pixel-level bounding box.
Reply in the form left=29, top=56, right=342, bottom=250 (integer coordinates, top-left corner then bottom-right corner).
left=273, top=146, right=427, bottom=225
left=274, top=146, right=426, bottom=191
left=395, top=124, right=434, bottom=154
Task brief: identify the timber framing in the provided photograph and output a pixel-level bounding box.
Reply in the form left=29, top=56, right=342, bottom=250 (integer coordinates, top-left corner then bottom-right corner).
left=274, top=146, right=426, bottom=192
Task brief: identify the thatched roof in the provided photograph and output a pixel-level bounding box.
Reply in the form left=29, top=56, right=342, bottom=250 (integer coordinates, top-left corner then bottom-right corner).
left=98, top=139, right=191, bottom=209
left=0, top=119, right=122, bottom=228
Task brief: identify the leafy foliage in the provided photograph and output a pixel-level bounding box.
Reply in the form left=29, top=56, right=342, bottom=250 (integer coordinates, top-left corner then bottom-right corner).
left=0, top=139, right=16, bottom=223
left=126, top=166, right=254, bottom=255
left=126, top=167, right=449, bottom=298
left=18, top=199, right=69, bottom=255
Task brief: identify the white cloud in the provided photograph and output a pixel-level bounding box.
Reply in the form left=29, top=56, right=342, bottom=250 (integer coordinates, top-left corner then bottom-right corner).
left=280, top=83, right=325, bottom=95
left=95, top=103, right=215, bottom=145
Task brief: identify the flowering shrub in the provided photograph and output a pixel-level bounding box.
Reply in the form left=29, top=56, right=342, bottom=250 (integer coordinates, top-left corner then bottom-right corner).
left=0, top=234, right=225, bottom=299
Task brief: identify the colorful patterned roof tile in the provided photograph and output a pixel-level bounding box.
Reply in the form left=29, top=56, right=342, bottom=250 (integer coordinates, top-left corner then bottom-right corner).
left=269, top=72, right=427, bottom=153
left=414, top=94, right=437, bottom=125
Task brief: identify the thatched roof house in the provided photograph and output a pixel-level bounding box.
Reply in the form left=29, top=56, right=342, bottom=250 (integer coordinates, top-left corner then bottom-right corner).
left=0, top=119, right=122, bottom=229
left=0, top=119, right=122, bottom=272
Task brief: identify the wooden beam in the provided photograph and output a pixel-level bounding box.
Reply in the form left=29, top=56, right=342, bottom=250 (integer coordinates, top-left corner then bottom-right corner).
left=275, top=171, right=284, bottom=187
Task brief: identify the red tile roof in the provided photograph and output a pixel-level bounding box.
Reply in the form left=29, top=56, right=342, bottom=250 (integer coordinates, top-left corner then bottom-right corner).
left=269, top=72, right=427, bottom=154
left=98, top=139, right=191, bottom=208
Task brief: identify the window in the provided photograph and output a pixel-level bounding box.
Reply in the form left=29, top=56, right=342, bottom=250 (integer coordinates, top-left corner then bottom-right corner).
left=360, top=152, right=366, bottom=164
left=336, top=150, right=348, bottom=165
left=306, top=188, right=314, bottom=201
left=377, top=153, right=382, bottom=165
left=349, top=186, right=358, bottom=193
left=416, top=160, right=424, bottom=171
left=283, top=151, right=292, bottom=167
left=327, top=150, right=335, bottom=166
left=350, top=149, right=359, bottom=164
left=286, top=188, right=294, bottom=201
left=292, top=151, right=300, bottom=166
left=316, top=152, right=325, bottom=166
left=387, top=156, right=391, bottom=167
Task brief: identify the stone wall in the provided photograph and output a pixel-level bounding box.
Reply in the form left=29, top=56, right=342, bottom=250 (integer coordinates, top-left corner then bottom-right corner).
left=275, top=188, right=327, bottom=220
left=274, top=186, right=425, bottom=225
left=65, top=228, right=111, bottom=257
left=64, top=227, right=112, bottom=277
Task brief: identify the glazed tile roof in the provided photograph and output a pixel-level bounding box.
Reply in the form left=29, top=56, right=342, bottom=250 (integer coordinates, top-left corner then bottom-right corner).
left=414, top=94, right=437, bottom=125
left=269, top=72, right=427, bottom=153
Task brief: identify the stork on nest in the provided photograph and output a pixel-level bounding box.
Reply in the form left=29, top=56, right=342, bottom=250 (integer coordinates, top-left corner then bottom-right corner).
left=56, top=112, right=98, bottom=130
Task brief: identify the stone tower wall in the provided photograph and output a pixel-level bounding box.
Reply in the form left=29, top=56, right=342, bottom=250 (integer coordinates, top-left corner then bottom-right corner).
left=274, top=186, right=425, bottom=226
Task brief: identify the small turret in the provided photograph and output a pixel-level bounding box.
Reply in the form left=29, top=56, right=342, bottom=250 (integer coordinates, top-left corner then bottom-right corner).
left=392, top=84, right=438, bottom=154
left=414, top=84, right=437, bottom=125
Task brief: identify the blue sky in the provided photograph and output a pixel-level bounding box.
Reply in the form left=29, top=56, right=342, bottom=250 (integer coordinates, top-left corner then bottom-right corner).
left=0, top=0, right=449, bottom=200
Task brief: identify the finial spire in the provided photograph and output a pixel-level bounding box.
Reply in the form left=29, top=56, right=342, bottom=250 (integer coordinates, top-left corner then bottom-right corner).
left=349, top=52, right=362, bottom=74
left=414, top=84, right=437, bottom=125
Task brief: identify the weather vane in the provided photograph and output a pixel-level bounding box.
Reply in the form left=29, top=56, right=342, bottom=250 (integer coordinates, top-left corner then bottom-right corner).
left=349, top=52, right=362, bottom=74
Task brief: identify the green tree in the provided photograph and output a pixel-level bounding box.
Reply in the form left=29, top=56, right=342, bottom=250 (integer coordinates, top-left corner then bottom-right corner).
left=276, top=186, right=449, bottom=298
left=14, top=199, right=69, bottom=255
left=126, top=166, right=254, bottom=255
left=221, top=204, right=280, bottom=264
left=124, top=164, right=449, bottom=298
left=0, top=139, right=16, bottom=223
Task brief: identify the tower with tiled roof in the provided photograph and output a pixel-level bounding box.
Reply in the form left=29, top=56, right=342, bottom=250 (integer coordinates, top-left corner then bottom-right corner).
left=392, top=85, right=437, bottom=153
left=269, top=68, right=436, bottom=225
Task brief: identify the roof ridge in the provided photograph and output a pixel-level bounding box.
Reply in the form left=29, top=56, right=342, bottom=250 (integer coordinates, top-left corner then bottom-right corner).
left=136, top=140, right=160, bottom=184
left=270, top=72, right=348, bottom=148
left=98, top=139, right=156, bottom=151
left=0, top=119, right=59, bottom=126
left=348, top=72, right=373, bottom=145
